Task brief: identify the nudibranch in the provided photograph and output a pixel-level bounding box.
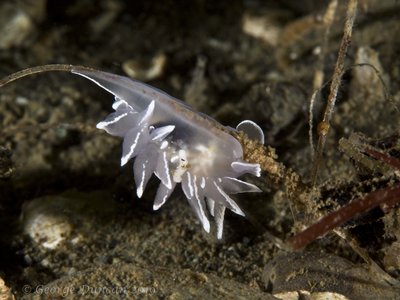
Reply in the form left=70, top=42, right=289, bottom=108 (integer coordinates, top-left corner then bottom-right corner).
left=73, top=67, right=264, bottom=238
left=0, top=65, right=264, bottom=239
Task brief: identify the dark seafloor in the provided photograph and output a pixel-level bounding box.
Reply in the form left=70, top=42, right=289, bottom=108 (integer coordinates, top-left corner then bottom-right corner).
left=0, top=1, right=400, bottom=299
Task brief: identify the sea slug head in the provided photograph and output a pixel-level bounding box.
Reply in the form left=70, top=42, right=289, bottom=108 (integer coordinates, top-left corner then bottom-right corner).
left=174, top=120, right=264, bottom=239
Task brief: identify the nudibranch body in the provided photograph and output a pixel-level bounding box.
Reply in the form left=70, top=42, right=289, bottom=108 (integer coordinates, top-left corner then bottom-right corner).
left=72, top=67, right=263, bottom=239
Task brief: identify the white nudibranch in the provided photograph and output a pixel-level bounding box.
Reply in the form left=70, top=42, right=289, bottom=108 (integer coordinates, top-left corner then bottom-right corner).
left=72, top=68, right=264, bottom=239
left=0, top=65, right=264, bottom=239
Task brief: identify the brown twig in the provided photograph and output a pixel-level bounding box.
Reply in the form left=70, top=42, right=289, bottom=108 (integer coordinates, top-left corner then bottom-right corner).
left=311, top=0, right=358, bottom=185
left=309, top=0, right=338, bottom=158
left=287, top=182, right=400, bottom=250
left=365, top=149, right=400, bottom=170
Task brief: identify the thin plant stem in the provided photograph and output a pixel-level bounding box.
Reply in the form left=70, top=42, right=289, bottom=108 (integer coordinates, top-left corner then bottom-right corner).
left=287, top=183, right=400, bottom=250
left=309, top=0, right=338, bottom=158
left=311, top=0, right=358, bottom=185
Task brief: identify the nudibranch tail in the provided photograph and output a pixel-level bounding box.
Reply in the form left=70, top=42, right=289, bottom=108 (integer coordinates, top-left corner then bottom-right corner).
left=0, top=64, right=264, bottom=239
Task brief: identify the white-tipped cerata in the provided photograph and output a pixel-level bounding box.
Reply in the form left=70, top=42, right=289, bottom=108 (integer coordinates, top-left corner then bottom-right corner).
left=151, top=125, right=175, bottom=141
left=134, top=146, right=158, bottom=198
left=121, top=127, right=147, bottom=166
left=96, top=112, right=128, bottom=130
left=138, top=100, right=155, bottom=126
left=212, top=180, right=245, bottom=216
left=153, top=182, right=176, bottom=210
left=182, top=172, right=210, bottom=233
left=119, top=101, right=156, bottom=166
left=214, top=203, right=226, bottom=239
left=155, top=151, right=173, bottom=189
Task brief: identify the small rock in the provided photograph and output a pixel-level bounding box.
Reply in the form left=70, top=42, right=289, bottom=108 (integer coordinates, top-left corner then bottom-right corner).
left=123, top=53, right=167, bottom=81
left=0, top=277, right=15, bottom=300
left=21, top=190, right=118, bottom=250
left=22, top=200, right=73, bottom=250
left=0, top=3, right=33, bottom=49
left=242, top=12, right=283, bottom=47
left=263, top=251, right=400, bottom=300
